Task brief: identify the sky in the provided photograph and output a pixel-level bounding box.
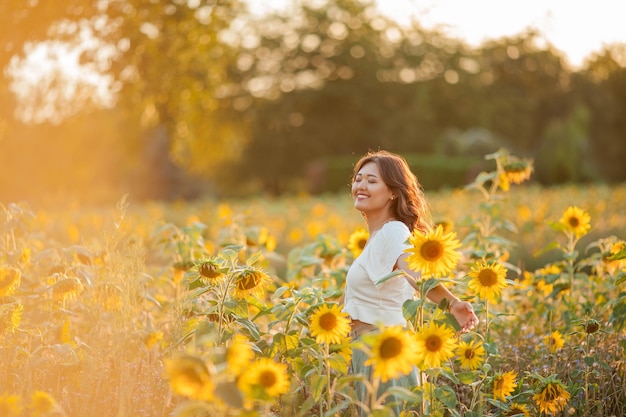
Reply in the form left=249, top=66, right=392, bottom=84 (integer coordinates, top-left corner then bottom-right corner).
left=248, top=0, right=626, bottom=68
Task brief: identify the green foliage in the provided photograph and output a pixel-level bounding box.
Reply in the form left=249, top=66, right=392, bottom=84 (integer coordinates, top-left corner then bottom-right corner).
left=535, top=104, right=598, bottom=184
left=2, top=0, right=626, bottom=204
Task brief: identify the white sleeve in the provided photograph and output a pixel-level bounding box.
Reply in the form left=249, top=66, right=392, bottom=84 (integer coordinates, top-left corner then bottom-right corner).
left=361, top=222, right=411, bottom=287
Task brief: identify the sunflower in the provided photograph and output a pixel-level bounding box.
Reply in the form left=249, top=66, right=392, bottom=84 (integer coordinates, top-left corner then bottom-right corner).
left=245, top=226, right=270, bottom=248
left=196, top=258, right=226, bottom=282
left=237, top=358, right=290, bottom=401
left=559, top=206, right=591, bottom=238
left=29, top=391, right=56, bottom=417
left=456, top=339, right=486, bottom=371
left=603, top=240, right=626, bottom=275
left=364, top=326, right=419, bottom=382
left=503, top=159, right=533, bottom=185
left=0, top=266, right=21, bottom=297
left=405, top=225, right=462, bottom=278
left=537, top=263, right=562, bottom=276
left=535, top=279, right=554, bottom=297
left=584, top=318, right=600, bottom=335
left=468, top=260, right=508, bottom=303
left=493, top=370, right=517, bottom=400
left=347, top=228, right=369, bottom=258
left=544, top=330, right=565, bottom=353
left=532, top=379, right=571, bottom=414
left=51, top=276, right=84, bottom=303
left=505, top=402, right=531, bottom=417
left=308, top=304, right=351, bottom=345
left=0, top=393, right=22, bottom=417
left=226, top=334, right=255, bottom=376
left=231, top=267, right=270, bottom=299
left=0, top=303, right=23, bottom=335
left=433, top=219, right=454, bottom=234
left=144, top=331, right=164, bottom=350
left=414, top=321, right=457, bottom=370
left=164, top=355, right=214, bottom=401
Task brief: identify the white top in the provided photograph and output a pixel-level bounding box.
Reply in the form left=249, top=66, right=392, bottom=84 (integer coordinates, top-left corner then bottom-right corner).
left=342, top=220, right=416, bottom=326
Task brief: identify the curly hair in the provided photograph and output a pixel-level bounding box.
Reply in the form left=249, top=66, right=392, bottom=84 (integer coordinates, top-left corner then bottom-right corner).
left=351, top=150, right=432, bottom=233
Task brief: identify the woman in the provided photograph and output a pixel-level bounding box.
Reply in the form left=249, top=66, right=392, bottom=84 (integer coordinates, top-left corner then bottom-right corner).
left=342, top=150, right=478, bottom=416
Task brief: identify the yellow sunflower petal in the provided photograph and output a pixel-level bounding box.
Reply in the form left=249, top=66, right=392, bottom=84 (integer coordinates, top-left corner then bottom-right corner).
left=226, top=334, right=255, bottom=376
left=414, top=321, right=457, bottom=370
left=363, top=326, right=419, bottom=382
left=532, top=380, right=571, bottom=414
left=404, top=225, right=462, bottom=278
left=456, top=339, right=486, bottom=371
left=543, top=330, right=565, bottom=353
left=347, top=228, right=369, bottom=258
left=237, top=358, right=290, bottom=401
left=559, top=206, right=591, bottom=238
left=165, top=355, right=214, bottom=401
left=308, top=304, right=351, bottom=345
left=493, top=370, right=517, bottom=400
left=468, top=260, right=508, bottom=303
left=231, top=267, right=271, bottom=299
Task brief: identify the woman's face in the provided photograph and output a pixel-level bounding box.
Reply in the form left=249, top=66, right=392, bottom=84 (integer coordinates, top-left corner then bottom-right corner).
left=352, top=161, right=394, bottom=214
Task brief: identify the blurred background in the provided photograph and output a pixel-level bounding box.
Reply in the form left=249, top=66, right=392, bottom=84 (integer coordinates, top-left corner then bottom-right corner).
left=1, top=0, right=625, bottom=205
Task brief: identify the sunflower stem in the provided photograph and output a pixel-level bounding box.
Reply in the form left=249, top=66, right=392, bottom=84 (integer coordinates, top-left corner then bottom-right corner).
left=484, top=299, right=490, bottom=343
left=217, top=272, right=235, bottom=346
left=325, top=342, right=332, bottom=414
left=414, top=278, right=427, bottom=331
left=370, top=375, right=380, bottom=416
left=565, top=232, right=576, bottom=296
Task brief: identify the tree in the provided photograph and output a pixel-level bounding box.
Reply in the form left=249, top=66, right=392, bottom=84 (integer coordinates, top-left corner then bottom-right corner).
left=222, top=0, right=469, bottom=194
left=1, top=0, right=250, bottom=201
left=475, top=31, right=573, bottom=153
left=575, top=45, right=626, bottom=182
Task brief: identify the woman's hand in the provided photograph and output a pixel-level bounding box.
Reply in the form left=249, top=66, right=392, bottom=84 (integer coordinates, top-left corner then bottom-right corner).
left=450, top=300, right=478, bottom=333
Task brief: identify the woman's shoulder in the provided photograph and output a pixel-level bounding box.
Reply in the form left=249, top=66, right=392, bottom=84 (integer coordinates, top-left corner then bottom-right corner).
left=379, top=220, right=411, bottom=239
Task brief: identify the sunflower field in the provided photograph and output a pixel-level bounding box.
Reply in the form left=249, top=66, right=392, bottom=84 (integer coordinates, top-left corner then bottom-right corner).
left=1, top=150, right=625, bottom=417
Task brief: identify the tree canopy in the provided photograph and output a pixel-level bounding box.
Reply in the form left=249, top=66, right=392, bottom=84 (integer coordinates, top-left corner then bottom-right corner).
left=1, top=0, right=625, bottom=202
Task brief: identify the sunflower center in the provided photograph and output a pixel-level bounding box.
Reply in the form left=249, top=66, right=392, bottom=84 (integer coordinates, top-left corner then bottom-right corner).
left=568, top=216, right=580, bottom=228
left=238, top=273, right=261, bottom=290
left=464, top=349, right=475, bottom=359
left=421, top=241, right=443, bottom=262
left=425, top=335, right=442, bottom=352
left=318, top=313, right=337, bottom=331
left=494, top=377, right=503, bottom=391
left=478, top=269, right=498, bottom=287
left=544, top=384, right=560, bottom=401
left=506, top=407, right=524, bottom=416
left=200, top=264, right=220, bottom=279
left=181, top=369, right=205, bottom=387
left=379, top=336, right=403, bottom=359
left=358, top=239, right=367, bottom=249
left=259, top=370, right=277, bottom=388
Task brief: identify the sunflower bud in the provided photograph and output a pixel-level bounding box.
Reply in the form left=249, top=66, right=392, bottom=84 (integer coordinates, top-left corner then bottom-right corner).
left=585, top=319, right=600, bottom=334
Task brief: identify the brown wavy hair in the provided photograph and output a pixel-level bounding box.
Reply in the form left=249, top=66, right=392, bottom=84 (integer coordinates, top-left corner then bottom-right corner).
left=351, top=150, right=432, bottom=233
